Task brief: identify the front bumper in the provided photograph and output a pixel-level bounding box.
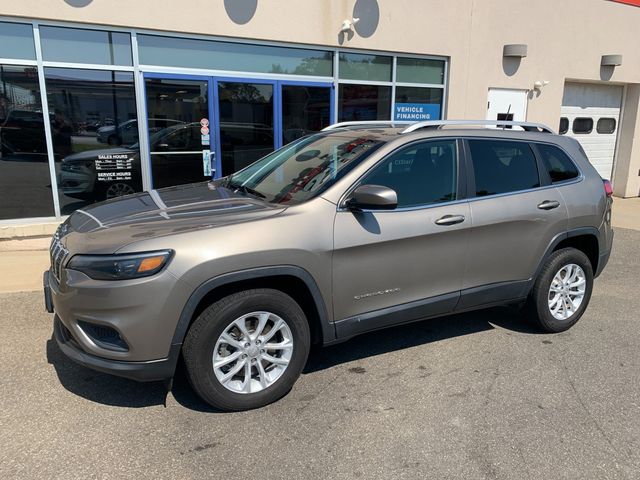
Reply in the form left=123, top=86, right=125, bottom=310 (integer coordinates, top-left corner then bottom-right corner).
left=53, top=315, right=178, bottom=381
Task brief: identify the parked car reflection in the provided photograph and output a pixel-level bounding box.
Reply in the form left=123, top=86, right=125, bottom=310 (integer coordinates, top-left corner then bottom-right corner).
left=97, top=118, right=183, bottom=146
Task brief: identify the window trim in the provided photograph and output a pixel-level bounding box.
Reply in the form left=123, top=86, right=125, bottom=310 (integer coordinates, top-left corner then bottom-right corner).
left=337, top=137, right=465, bottom=212
left=462, top=137, right=584, bottom=202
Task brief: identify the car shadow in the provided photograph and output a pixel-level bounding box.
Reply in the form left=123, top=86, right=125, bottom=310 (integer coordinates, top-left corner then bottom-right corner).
left=46, top=306, right=541, bottom=412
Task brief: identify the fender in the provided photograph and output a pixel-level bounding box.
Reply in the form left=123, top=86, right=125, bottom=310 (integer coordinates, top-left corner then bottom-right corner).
left=532, top=226, right=601, bottom=287
left=169, top=266, right=335, bottom=350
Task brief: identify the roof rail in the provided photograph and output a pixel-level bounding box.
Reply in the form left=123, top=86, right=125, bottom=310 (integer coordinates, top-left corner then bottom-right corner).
left=322, top=121, right=412, bottom=131
left=400, top=120, right=555, bottom=134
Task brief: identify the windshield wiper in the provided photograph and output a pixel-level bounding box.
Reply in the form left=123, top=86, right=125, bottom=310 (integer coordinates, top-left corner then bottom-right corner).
left=225, top=178, right=266, bottom=199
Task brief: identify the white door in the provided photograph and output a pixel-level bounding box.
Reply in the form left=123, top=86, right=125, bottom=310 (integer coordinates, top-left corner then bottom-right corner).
left=560, top=83, right=623, bottom=180
left=486, top=88, right=528, bottom=127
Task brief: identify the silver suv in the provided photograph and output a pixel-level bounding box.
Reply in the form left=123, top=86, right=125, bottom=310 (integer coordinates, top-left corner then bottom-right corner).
left=44, top=120, right=614, bottom=411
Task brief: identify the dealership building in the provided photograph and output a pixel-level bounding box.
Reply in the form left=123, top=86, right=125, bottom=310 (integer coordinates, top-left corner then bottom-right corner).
left=1, top=0, right=639, bottom=231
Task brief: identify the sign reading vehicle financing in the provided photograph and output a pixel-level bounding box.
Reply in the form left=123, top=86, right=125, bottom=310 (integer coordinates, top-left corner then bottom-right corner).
left=610, top=0, right=640, bottom=6
left=394, top=103, right=441, bottom=122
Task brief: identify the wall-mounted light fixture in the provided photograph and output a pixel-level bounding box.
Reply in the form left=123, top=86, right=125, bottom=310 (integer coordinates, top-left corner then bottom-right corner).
left=601, top=54, right=623, bottom=67
left=503, top=44, right=528, bottom=58
left=340, top=17, right=360, bottom=34
left=533, top=80, right=550, bottom=91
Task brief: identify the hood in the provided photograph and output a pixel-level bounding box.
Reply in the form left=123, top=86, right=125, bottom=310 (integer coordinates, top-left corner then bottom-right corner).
left=61, top=181, right=286, bottom=254
left=62, top=148, right=137, bottom=164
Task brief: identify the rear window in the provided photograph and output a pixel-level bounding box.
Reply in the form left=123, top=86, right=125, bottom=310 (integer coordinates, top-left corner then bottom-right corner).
left=536, top=143, right=580, bottom=183
left=468, top=139, right=540, bottom=197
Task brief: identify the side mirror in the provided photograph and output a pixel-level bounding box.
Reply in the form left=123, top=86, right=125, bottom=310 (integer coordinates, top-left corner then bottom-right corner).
left=345, top=184, right=398, bottom=211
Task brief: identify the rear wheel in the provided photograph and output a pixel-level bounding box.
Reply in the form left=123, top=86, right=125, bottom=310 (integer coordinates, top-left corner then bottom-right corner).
left=182, top=289, right=310, bottom=411
left=104, top=182, right=135, bottom=199
left=525, top=248, right=593, bottom=332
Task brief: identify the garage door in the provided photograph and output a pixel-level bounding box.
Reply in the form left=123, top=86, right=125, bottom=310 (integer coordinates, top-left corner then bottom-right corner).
left=560, top=83, right=623, bottom=180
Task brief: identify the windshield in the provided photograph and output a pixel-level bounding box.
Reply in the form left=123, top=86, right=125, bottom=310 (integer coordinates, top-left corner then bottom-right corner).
left=224, top=132, right=385, bottom=205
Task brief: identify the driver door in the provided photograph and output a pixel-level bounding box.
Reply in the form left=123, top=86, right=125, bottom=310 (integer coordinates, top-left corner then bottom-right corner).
left=332, top=138, right=471, bottom=335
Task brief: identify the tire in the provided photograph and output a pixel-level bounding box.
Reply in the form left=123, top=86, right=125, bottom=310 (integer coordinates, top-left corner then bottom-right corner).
left=525, top=247, right=594, bottom=333
left=182, top=289, right=310, bottom=411
left=107, top=135, right=121, bottom=146
left=103, top=182, right=135, bottom=200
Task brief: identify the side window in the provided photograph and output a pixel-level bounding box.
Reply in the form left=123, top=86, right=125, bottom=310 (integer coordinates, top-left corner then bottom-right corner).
left=468, top=139, right=539, bottom=196
left=360, top=139, right=457, bottom=208
left=596, top=118, right=616, bottom=134
left=559, top=117, right=569, bottom=135
left=536, top=143, right=580, bottom=183
left=572, top=117, right=593, bottom=134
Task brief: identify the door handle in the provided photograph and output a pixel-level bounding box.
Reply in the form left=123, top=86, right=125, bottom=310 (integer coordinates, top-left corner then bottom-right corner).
left=435, top=214, right=466, bottom=226
left=537, top=200, right=560, bottom=210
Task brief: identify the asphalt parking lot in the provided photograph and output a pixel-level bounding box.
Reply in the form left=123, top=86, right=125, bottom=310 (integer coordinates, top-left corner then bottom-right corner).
left=1, top=228, right=639, bottom=480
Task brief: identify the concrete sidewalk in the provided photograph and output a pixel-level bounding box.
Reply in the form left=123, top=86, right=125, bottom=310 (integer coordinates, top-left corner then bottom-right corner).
left=0, top=197, right=637, bottom=294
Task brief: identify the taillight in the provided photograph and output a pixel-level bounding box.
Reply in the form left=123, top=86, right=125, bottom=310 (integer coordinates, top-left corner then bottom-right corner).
left=603, top=179, right=613, bottom=197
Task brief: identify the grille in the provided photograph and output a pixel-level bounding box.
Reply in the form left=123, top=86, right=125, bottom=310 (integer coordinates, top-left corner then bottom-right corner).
left=50, top=224, right=70, bottom=281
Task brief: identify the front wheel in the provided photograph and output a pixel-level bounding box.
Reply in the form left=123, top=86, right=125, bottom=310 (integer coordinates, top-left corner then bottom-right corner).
left=182, top=289, right=310, bottom=411
left=525, top=248, right=594, bottom=333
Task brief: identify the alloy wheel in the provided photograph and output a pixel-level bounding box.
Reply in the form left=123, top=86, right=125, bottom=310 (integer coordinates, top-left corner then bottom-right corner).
left=547, top=263, right=587, bottom=320
left=212, top=311, right=294, bottom=394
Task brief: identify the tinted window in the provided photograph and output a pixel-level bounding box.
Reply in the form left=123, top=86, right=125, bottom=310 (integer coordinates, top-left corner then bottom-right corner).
left=596, top=118, right=616, bottom=134
left=537, top=143, right=579, bottom=183
left=572, top=118, right=593, bottom=134
left=40, top=26, right=132, bottom=65
left=559, top=117, right=569, bottom=135
left=339, top=53, right=391, bottom=82
left=45, top=68, right=140, bottom=214
left=0, top=22, right=35, bottom=60
left=338, top=84, right=391, bottom=121
left=138, top=34, right=332, bottom=76
left=0, top=65, right=55, bottom=220
left=469, top=140, right=539, bottom=196
left=396, top=57, right=445, bottom=84
left=360, top=140, right=457, bottom=208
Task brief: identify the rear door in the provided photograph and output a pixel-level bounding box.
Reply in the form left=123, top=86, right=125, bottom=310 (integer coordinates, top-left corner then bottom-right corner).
left=461, top=138, right=568, bottom=307
left=332, top=138, right=470, bottom=328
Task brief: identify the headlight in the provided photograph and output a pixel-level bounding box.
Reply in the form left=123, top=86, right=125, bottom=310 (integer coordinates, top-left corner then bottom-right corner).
left=67, top=250, right=173, bottom=280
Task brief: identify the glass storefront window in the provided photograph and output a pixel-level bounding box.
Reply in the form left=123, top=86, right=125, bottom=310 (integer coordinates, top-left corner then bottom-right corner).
left=0, top=22, right=36, bottom=60
left=40, top=26, right=132, bottom=66
left=145, top=78, right=211, bottom=189
left=338, top=53, right=391, bottom=82
left=282, top=85, right=331, bottom=144
left=0, top=65, right=54, bottom=219
left=394, top=86, right=443, bottom=121
left=396, top=57, right=445, bottom=85
left=218, top=81, right=275, bottom=175
left=338, top=84, right=391, bottom=121
left=138, top=35, right=332, bottom=77
left=44, top=68, right=140, bottom=214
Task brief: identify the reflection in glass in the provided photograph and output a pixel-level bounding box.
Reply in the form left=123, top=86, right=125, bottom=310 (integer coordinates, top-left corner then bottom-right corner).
left=338, top=84, right=391, bottom=121
left=218, top=82, right=275, bottom=175
left=396, top=58, right=445, bottom=85
left=338, top=53, right=391, bottom=82
left=138, top=35, right=332, bottom=76
left=145, top=78, right=211, bottom=188
left=226, top=132, right=385, bottom=205
left=44, top=68, right=140, bottom=214
left=40, top=26, right=132, bottom=66
left=0, top=65, right=54, bottom=219
left=0, top=22, right=36, bottom=60
left=281, top=85, right=331, bottom=144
